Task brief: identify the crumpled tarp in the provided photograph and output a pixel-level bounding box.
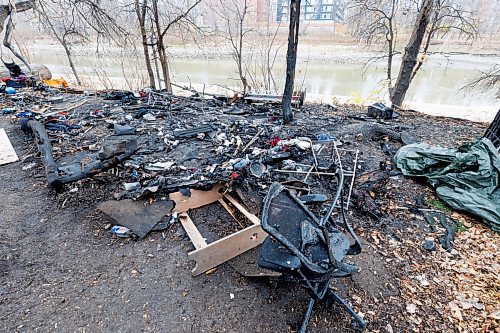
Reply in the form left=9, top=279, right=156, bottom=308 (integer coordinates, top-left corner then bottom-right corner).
left=394, top=138, right=500, bottom=232
left=43, top=78, right=69, bottom=88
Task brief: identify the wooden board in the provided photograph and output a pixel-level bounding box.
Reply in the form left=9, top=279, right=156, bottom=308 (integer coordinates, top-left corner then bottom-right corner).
left=169, top=183, right=225, bottom=213
left=188, top=223, right=268, bottom=276
left=223, top=194, right=260, bottom=225
left=0, top=129, right=18, bottom=166
left=179, top=214, right=207, bottom=250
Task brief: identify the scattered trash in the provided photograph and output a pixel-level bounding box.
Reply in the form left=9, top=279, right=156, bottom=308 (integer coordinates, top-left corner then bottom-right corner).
left=114, top=123, right=135, bottom=135
left=5, top=87, right=16, bottom=94
left=123, top=182, right=141, bottom=191
left=2, top=107, right=16, bottom=114
left=423, top=240, right=436, bottom=251
left=367, top=103, right=398, bottom=119
left=111, top=225, right=133, bottom=238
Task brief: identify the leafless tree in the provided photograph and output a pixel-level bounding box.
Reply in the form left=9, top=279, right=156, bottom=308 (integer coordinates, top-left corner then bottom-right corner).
left=282, top=0, right=301, bottom=124
left=0, top=1, right=36, bottom=70
left=214, top=0, right=252, bottom=93
left=33, top=0, right=128, bottom=85
left=134, top=0, right=156, bottom=88
left=390, top=0, right=433, bottom=107
left=391, top=0, right=478, bottom=106
left=149, top=0, right=202, bottom=93
left=349, top=0, right=478, bottom=107
left=249, top=6, right=284, bottom=91
left=37, top=1, right=88, bottom=85
left=348, top=0, right=402, bottom=88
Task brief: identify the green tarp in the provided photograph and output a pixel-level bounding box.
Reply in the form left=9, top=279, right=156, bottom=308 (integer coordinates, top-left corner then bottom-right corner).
left=394, top=138, right=500, bottom=232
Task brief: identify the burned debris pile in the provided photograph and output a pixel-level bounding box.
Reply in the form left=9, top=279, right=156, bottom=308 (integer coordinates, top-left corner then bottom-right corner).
left=1, top=83, right=498, bottom=331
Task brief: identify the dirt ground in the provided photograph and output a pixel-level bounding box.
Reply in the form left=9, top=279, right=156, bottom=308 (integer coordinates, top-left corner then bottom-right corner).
left=0, top=106, right=498, bottom=333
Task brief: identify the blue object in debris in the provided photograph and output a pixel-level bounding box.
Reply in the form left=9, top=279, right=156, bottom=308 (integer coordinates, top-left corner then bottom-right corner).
left=17, top=111, right=38, bottom=118
left=111, top=226, right=132, bottom=238
left=2, top=107, right=16, bottom=114
left=316, top=133, right=336, bottom=143
left=5, top=87, right=16, bottom=94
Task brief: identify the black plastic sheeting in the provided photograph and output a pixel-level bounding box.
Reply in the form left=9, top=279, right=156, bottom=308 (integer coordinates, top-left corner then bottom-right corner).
left=394, top=138, right=500, bottom=232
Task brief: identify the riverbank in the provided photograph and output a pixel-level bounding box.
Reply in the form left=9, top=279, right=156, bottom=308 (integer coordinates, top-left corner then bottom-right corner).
left=21, top=41, right=500, bottom=122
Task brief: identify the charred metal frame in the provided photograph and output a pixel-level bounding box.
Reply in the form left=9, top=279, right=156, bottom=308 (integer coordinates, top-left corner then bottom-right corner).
left=261, top=141, right=365, bottom=332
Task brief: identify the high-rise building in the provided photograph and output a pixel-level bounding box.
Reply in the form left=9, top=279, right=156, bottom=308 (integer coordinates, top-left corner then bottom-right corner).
left=276, top=0, right=346, bottom=22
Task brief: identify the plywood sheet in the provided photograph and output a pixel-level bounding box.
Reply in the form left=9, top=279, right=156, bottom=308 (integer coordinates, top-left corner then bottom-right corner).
left=169, top=183, right=225, bottom=213
left=0, top=128, right=18, bottom=166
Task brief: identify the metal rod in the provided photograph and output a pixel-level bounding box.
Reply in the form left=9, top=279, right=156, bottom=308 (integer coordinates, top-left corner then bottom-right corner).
left=275, top=169, right=338, bottom=176
left=320, top=141, right=344, bottom=227
left=328, top=290, right=366, bottom=329
left=241, top=128, right=264, bottom=153
left=303, top=165, right=315, bottom=182
left=346, top=149, right=359, bottom=209
left=299, top=298, right=315, bottom=333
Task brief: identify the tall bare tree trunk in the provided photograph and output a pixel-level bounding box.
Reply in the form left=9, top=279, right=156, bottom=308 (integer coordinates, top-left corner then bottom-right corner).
left=390, top=0, right=433, bottom=108
left=152, top=0, right=172, bottom=93
left=282, top=0, right=301, bottom=124
left=157, top=42, right=172, bottom=93
left=134, top=0, right=156, bottom=89
left=61, top=42, right=81, bottom=86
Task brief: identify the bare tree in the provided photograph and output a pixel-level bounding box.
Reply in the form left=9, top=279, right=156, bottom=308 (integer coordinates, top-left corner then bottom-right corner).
left=37, top=1, right=87, bottom=85
left=463, top=65, right=500, bottom=99
left=390, top=0, right=433, bottom=107
left=249, top=6, right=284, bottom=91
left=348, top=0, right=401, bottom=88
left=349, top=0, right=478, bottom=107
left=0, top=1, right=36, bottom=70
left=33, top=0, right=128, bottom=85
left=391, top=0, right=478, bottom=105
left=149, top=0, right=202, bottom=93
left=214, top=0, right=252, bottom=93
left=134, top=0, right=156, bottom=88
left=282, top=0, right=301, bottom=124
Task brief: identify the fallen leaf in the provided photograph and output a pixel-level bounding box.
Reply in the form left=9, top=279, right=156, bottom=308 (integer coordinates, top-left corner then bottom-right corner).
left=406, top=303, right=417, bottom=314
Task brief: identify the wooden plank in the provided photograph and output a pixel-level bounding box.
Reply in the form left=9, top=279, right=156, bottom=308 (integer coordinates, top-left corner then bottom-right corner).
left=218, top=198, right=244, bottom=228
left=169, top=183, right=225, bottom=213
left=188, top=224, right=267, bottom=276
left=179, top=214, right=207, bottom=250
left=0, top=128, right=18, bottom=166
left=224, top=194, right=260, bottom=225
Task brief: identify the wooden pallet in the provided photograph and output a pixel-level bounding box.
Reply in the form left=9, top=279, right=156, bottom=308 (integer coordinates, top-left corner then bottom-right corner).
left=169, top=184, right=267, bottom=276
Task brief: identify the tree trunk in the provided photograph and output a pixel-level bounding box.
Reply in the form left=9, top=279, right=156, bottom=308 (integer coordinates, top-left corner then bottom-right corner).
left=3, top=14, right=31, bottom=71
left=152, top=0, right=172, bottom=93
left=390, top=0, right=433, bottom=108
left=485, top=109, right=500, bottom=148
left=134, top=0, right=156, bottom=89
left=62, top=43, right=82, bottom=86
left=282, top=0, right=301, bottom=124
left=157, top=42, right=172, bottom=93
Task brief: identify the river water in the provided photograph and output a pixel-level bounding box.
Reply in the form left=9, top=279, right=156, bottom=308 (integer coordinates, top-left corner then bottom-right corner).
left=29, top=43, right=499, bottom=122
